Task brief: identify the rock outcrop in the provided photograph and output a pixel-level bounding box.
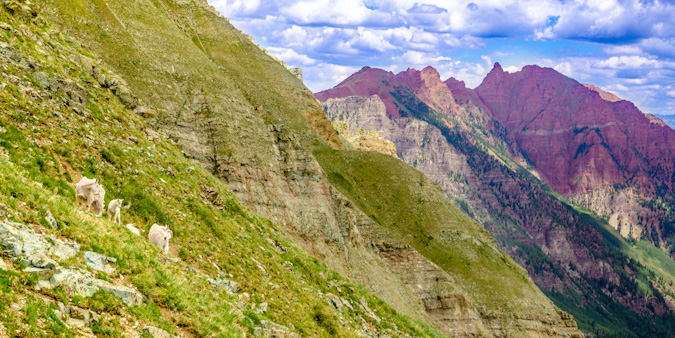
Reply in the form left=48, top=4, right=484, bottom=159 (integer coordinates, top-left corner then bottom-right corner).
left=582, top=83, right=622, bottom=102
left=0, top=221, right=143, bottom=306
left=288, top=67, right=302, bottom=81
left=330, top=118, right=397, bottom=157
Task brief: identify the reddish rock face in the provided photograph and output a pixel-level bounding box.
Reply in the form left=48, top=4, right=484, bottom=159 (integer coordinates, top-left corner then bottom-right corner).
left=315, top=67, right=404, bottom=118
left=316, top=66, right=460, bottom=119
left=474, top=63, right=675, bottom=198
left=320, top=63, right=675, bottom=247
left=582, top=84, right=623, bottom=102
left=394, top=66, right=459, bottom=114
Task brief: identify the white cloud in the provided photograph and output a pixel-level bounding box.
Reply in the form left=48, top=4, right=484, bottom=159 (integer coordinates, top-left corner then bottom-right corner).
left=554, top=61, right=574, bottom=77
left=595, top=55, right=660, bottom=69
left=668, top=90, right=675, bottom=98
left=481, top=55, right=492, bottom=66
left=437, top=60, right=491, bottom=88
left=493, top=51, right=512, bottom=57
left=303, top=63, right=361, bottom=92
left=604, top=45, right=643, bottom=55
left=503, top=66, right=522, bottom=73
left=549, top=0, right=675, bottom=42
left=640, top=38, right=675, bottom=58
left=266, top=47, right=318, bottom=66
left=208, top=0, right=261, bottom=17
left=401, top=51, right=451, bottom=65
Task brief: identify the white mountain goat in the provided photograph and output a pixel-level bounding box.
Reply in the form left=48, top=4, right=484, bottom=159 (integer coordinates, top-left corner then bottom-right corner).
left=148, top=224, right=173, bottom=253
left=125, top=223, right=142, bottom=236
left=107, top=199, right=130, bottom=225
left=75, top=176, right=106, bottom=217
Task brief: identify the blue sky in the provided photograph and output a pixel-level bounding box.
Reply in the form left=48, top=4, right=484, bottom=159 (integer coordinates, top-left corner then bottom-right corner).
left=207, top=0, right=675, bottom=115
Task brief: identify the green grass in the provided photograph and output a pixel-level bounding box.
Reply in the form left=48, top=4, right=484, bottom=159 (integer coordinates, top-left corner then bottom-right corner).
left=314, top=147, right=563, bottom=318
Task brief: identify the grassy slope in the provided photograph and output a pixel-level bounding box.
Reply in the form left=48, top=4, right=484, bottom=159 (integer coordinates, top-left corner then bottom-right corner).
left=0, top=5, right=438, bottom=337
left=41, top=0, right=341, bottom=154
left=313, top=148, right=563, bottom=319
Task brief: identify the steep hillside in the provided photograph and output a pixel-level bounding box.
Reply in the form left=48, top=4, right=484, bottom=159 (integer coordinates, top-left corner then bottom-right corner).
left=319, top=67, right=675, bottom=337
left=0, top=3, right=444, bottom=337
left=314, top=148, right=580, bottom=337
left=3, top=0, right=586, bottom=337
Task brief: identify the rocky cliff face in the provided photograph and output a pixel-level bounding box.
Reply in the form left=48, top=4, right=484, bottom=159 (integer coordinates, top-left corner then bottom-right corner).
left=331, top=120, right=397, bottom=157
left=318, top=67, right=675, bottom=337
left=474, top=64, right=675, bottom=250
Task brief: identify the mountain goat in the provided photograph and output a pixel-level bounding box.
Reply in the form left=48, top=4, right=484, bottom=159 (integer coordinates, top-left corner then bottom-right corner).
left=75, top=176, right=106, bottom=217
left=107, top=199, right=124, bottom=224
left=125, top=223, right=142, bottom=236
left=148, top=224, right=173, bottom=253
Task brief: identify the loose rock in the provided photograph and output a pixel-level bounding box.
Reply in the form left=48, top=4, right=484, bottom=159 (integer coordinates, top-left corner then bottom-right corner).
left=255, top=320, right=300, bottom=338
left=326, top=293, right=342, bottom=311
left=44, top=209, right=57, bottom=228
left=143, top=325, right=171, bottom=338
left=83, top=251, right=116, bottom=274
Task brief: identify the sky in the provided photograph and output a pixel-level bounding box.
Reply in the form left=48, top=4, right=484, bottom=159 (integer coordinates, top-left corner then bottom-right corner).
left=207, top=0, right=675, bottom=115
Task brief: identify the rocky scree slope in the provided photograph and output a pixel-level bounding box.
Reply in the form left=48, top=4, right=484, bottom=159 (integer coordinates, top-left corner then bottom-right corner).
left=0, top=2, right=447, bottom=337
left=33, top=0, right=585, bottom=336
left=318, top=66, right=675, bottom=337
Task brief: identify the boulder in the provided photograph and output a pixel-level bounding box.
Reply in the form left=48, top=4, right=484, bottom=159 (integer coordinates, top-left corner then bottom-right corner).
left=0, top=221, right=143, bottom=306
left=32, top=71, right=56, bottom=91
left=24, top=267, right=54, bottom=280
left=45, top=267, right=143, bottom=306
left=44, top=210, right=57, bottom=228
left=114, top=84, right=138, bottom=109
left=207, top=277, right=240, bottom=295
left=325, top=293, right=342, bottom=311
left=83, top=251, right=116, bottom=274
left=50, top=237, right=79, bottom=260
left=96, top=282, right=143, bottom=306
left=134, top=106, right=157, bottom=118
left=143, top=325, right=172, bottom=338
left=289, top=67, right=302, bottom=81
left=359, top=297, right=381, bottom=324
left=255, top=320, right=300, bottom=338
left=0, top=221, right=56, bottom=268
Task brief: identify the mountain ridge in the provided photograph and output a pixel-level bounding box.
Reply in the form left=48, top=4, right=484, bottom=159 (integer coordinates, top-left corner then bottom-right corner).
left=318, top=63, right=675, bottom=337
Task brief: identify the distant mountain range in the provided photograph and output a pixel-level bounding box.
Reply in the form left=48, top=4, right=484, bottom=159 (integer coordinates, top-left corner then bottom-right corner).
left=317, top=63, right=675, bottom=337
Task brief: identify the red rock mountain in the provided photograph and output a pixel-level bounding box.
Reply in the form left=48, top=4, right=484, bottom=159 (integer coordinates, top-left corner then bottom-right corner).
left=316, top=66, right=460, bottom=119
left=475, top=64, right=675, bottom=242
left=475, top=63, right=675, bottom=196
